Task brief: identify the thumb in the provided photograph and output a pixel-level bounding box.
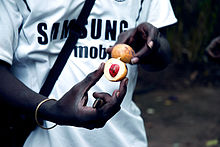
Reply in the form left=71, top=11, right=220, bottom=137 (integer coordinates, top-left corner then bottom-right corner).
left=131, top=41, right=154, bottom=65
left=80, top=62, right=105, bottom=93
left=106, top=46, right=113, bottom=54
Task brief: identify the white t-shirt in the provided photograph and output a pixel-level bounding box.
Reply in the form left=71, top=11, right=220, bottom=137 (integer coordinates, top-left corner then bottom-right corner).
left=0, top=0, right=177, bottom=146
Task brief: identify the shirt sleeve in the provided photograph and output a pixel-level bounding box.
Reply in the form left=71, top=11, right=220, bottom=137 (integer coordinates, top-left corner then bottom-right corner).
left=147, top=0, right=177, bottom=28
left=0, top=0, right=23, bottom=65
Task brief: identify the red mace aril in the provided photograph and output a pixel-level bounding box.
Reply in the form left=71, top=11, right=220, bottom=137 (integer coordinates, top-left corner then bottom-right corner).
left=104, top=58, right=127, bottom=82
left=109, top=64, right=120, bottom=77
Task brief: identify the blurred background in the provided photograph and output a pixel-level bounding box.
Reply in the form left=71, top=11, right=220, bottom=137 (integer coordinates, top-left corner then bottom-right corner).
left=134, top=0, right=220, bottom=147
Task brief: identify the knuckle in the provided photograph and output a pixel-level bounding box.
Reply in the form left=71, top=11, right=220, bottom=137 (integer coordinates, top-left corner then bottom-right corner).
left=118, top=31, right=127, bottom=39
left=86, top=72, right=96, bottom=81
left=87, top=72, right=93, bottom=79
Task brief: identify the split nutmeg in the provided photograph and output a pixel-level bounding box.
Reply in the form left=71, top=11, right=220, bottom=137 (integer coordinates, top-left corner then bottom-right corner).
left=104, top=44, right=135, bottom=82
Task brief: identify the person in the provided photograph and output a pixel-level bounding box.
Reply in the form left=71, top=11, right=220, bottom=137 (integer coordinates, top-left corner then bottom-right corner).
left=0, top=0, right=177, bottom=147
left=206, top=36, right=220, bottom=63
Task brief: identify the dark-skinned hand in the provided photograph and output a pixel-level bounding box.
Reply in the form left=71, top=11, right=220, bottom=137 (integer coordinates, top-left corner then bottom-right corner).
left=107, top=22, right=160, bottom=65
left=44, top=63, right=128, bottom=130
left=206, top=36, right=220, bottom=63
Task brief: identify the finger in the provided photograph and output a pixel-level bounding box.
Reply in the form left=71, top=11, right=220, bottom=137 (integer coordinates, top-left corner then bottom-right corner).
left=207, top=39, right=220, bottom=58
left=92, top=92, right=117, bottom=109
left=106, top=46, right=113, bottom=54
left=117, top=29, right=136, bottom=45
left=148, top=41, right=154, bottom=49
left=106, top=29, right=136, bottom=54
left=93, top=92, right=112, bottom=103
left=146, top=29, right=154, bottom=44
left=130, top=25, right=157, bottom=64
left=139, top=23, right=157, bottom=43
left=135, top=41, right=154, bottom=56
left=101, top=77, right=128, bottom=105
left=92, top=78, right=128, bottom=120
left=92, top=98, right=105, bottom=108
left=93, top=95, right=120, bottom=122
left=116, top=77, right=128, bottom=104
left=79, top=93, right=88, bottom=106
left=98, top=78, right=128, bottom=108
left=131, top=43, right=150, bottom=64
left=80, top=63, right=105, bottom=93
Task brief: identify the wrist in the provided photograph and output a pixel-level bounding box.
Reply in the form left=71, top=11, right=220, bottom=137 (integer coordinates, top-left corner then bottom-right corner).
left=36, top=98, right=58, bottom=123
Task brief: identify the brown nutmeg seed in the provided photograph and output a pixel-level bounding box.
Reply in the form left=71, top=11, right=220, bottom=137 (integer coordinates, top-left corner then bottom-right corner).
left=111, top=44, right=135, bottom=63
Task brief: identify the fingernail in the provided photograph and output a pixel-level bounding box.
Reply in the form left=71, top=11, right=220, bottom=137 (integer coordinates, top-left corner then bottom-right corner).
left=131, top=57, right=139, bottom=64
left=148, top=41, right=154, bottom=49
left=92, top=98, right=104, bottom=108
left=116, top=92, right=120, bottom=98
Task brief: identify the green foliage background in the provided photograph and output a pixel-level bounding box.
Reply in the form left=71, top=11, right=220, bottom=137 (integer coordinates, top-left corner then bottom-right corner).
left=168, top=0, right=220, bottom=64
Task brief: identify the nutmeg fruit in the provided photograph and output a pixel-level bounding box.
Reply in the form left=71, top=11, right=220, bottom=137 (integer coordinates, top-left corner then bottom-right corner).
left=104, top=58, right=127, bottom=82
left=111, top=44, right=135, bottom=63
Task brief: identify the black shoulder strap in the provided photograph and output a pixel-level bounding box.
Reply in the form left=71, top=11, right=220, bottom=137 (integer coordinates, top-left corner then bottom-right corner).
left=39, top=0, right=96, bottom=97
